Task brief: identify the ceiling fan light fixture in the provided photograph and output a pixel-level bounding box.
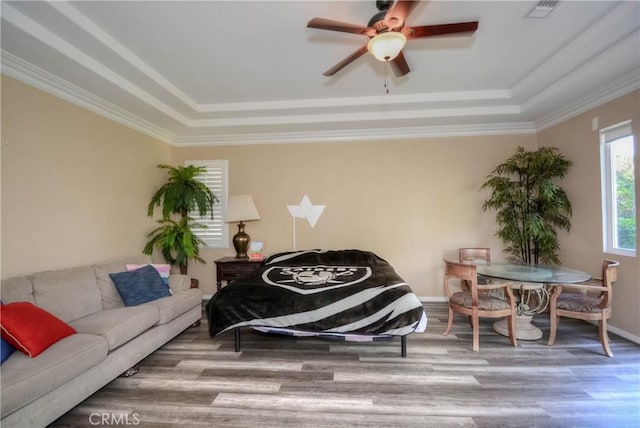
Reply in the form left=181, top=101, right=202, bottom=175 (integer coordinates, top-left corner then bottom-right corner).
left=367, top=31, right=406, bottom=62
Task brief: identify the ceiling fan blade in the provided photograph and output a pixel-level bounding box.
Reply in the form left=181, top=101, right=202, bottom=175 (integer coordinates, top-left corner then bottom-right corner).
left=384, top=1, right=419, bottom=30
left=323, top=45, right=368, bottom=76
left=390, top=51, right=410, bottom=77
left=406, top=21, right=479, bottom=39
left=307, top=17, right=371, bottom=35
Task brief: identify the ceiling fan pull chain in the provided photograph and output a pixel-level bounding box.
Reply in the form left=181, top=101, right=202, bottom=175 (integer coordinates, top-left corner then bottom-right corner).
left=384, top=62, right=390, bottom=94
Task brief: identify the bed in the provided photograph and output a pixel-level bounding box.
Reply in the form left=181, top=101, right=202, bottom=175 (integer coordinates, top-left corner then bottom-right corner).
left=206, top=249, right=426, bottom=356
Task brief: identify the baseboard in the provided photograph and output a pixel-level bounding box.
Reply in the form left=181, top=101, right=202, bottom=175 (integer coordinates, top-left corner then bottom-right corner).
left=586, top=320, right=640, bottom=345
left=419, top=296, right=448, bottom=302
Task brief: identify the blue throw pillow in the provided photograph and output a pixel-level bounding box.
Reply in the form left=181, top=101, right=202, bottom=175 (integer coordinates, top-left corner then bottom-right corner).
left=1, top=337, right=15, bottom=364
left=0, top=301, right=16, bottom=364
left=109, top=264, right=171, bottom=306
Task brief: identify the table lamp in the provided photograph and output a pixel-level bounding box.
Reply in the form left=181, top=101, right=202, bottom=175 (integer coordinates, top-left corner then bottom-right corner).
left=226, top=195, right=261, bottom=258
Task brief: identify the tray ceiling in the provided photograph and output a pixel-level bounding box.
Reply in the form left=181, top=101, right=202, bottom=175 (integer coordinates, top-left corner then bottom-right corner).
left=1, top=1, right=639, bottom=145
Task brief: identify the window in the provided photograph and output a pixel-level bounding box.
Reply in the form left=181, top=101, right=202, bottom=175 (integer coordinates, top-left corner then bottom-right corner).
left=601, top=122, right=636, bottom=256
left=186, top=160, right=228, bottom=248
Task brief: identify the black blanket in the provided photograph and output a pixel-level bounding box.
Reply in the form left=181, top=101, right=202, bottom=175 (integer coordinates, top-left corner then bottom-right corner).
left=206, top=249, right=425, bottom=337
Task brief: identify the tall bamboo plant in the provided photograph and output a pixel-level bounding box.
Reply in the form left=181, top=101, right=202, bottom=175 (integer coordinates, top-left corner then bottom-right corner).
left=143, top=164, right=218, bottom=274
left=481, top=146, right=573, bottom=265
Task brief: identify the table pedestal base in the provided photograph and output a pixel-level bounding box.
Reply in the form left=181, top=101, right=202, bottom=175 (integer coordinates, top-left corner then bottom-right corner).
left=494, top=315, right=542, bottom=341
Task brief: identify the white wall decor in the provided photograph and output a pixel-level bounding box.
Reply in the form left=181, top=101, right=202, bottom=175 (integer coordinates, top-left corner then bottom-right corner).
left=287, top=195, right=326, bottom=250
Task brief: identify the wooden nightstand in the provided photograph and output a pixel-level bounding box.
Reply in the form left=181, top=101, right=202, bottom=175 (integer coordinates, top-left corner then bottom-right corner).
left=214, top=257, right=262, bottom=291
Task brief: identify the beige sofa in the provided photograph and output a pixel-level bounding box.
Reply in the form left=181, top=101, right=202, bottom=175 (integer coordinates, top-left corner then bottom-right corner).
left=0, top=255, right=202, bottom=428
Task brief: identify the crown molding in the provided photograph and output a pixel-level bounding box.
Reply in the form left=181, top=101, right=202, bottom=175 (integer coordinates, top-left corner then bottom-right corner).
left=1, top=51, right=176, bottom=145
left=195, top=89, right=513, bottom=113
left=520, top=30, right=640, bottom=117
left=2, top=0, right=637, bottom=148
left=3, top=0, right=637, bottom=145
left=512, top=1, right=639, bottom=101
left=187, top=105, right=522, bottom=128
left=0, top=48, right=532, bottom=145
left=534, top=70, right=640, bottom=132
left=7, top=2, right=515, bottom=118
left=1, top=2, right=519, bottom=130
left=4, top=46, right=636, bottom=147
left=48, top=1, right=198, bottom=111
left=1, top=2, right=190, bottom=125
left=174, top=122, right=537, bottom=147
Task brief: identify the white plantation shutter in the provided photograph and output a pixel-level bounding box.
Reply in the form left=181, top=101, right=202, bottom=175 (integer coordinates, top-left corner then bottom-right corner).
left=186, top=160, right=228, bottom=248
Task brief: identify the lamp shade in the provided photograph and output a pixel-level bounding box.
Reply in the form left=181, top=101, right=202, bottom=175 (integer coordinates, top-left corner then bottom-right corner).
left=367, top=31, right=407, bottom=62
left=226, top=195, right=260, bottom=222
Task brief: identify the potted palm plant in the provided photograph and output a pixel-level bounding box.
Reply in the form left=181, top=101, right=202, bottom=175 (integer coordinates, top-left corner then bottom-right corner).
left=143, top=164, right=218, bottom=274
left=481, top=146, right=573, bottom=265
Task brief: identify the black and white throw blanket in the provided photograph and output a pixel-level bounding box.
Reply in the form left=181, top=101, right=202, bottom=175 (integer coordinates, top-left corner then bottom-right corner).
left=206, top=249, right=426, bottom=338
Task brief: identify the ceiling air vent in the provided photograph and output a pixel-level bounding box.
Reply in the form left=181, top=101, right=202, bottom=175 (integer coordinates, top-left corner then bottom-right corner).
left=526, top=1, right=559, bottom=19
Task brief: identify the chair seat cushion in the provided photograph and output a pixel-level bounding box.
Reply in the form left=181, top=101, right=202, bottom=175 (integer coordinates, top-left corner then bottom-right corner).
left=557, top=294, right=604, bottom=313
left=450, top=291, right=511, bottom=310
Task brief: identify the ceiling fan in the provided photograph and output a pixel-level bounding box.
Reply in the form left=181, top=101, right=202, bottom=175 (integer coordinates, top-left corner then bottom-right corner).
left=307, top=0, right=478, bottom=77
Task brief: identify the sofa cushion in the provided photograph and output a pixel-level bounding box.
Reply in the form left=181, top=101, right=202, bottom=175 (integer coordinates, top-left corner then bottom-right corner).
left=32, top=265, right=103, bottom=322
left=0, top=302, right=77, bottom=358
left=142, top=289, right=202, bottom=325
left=110, top=265, right=171, bottom=306
left=168, top=274, right=191, bottom=293
left=94, top=256, right=151, bottom=309
left=0, top=276, right=35, bottom=304
left=69, top=305, right=159, bottom=351
left=0, top=333, right=107, bottom=416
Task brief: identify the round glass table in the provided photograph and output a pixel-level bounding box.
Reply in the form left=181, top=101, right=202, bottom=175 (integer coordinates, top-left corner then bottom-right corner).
left=475, top=262, right=591, bottom=284
left=472, top=262, right=592, bottom=340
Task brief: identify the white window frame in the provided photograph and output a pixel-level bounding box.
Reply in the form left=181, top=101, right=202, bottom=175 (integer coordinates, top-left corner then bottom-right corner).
left=600, top=121, right=636, bottom=257
left=185, top=160, right=229, bottom=249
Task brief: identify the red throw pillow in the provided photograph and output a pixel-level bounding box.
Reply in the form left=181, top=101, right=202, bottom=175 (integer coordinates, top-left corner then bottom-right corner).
left=0, top=302, right=76, bottom=357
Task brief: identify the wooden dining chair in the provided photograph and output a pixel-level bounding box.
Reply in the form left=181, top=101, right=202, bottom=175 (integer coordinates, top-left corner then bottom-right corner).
left=458, top=247, right=492, bottom=289
left=548, top=259, right=620, bottom=357
left=458, top=247, right=491, bottom=265
left=443, top=259, right=518, bottom=352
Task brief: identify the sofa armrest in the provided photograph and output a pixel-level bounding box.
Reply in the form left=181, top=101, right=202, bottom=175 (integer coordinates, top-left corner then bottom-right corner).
left=168, top=274, right=191, bottom=293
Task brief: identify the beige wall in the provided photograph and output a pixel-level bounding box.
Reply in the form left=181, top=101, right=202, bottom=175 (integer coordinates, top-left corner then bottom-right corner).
left=2, top=74, right=637, bottom=338
left=1, top=76, right=173, bottom=278
left=174, top=135, right=537, bottom=298
left=538, top=90, right=640, bottom=338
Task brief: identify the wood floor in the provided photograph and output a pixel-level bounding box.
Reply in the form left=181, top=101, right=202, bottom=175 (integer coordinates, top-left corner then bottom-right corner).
left=51, top=303, right=640, bottom=428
